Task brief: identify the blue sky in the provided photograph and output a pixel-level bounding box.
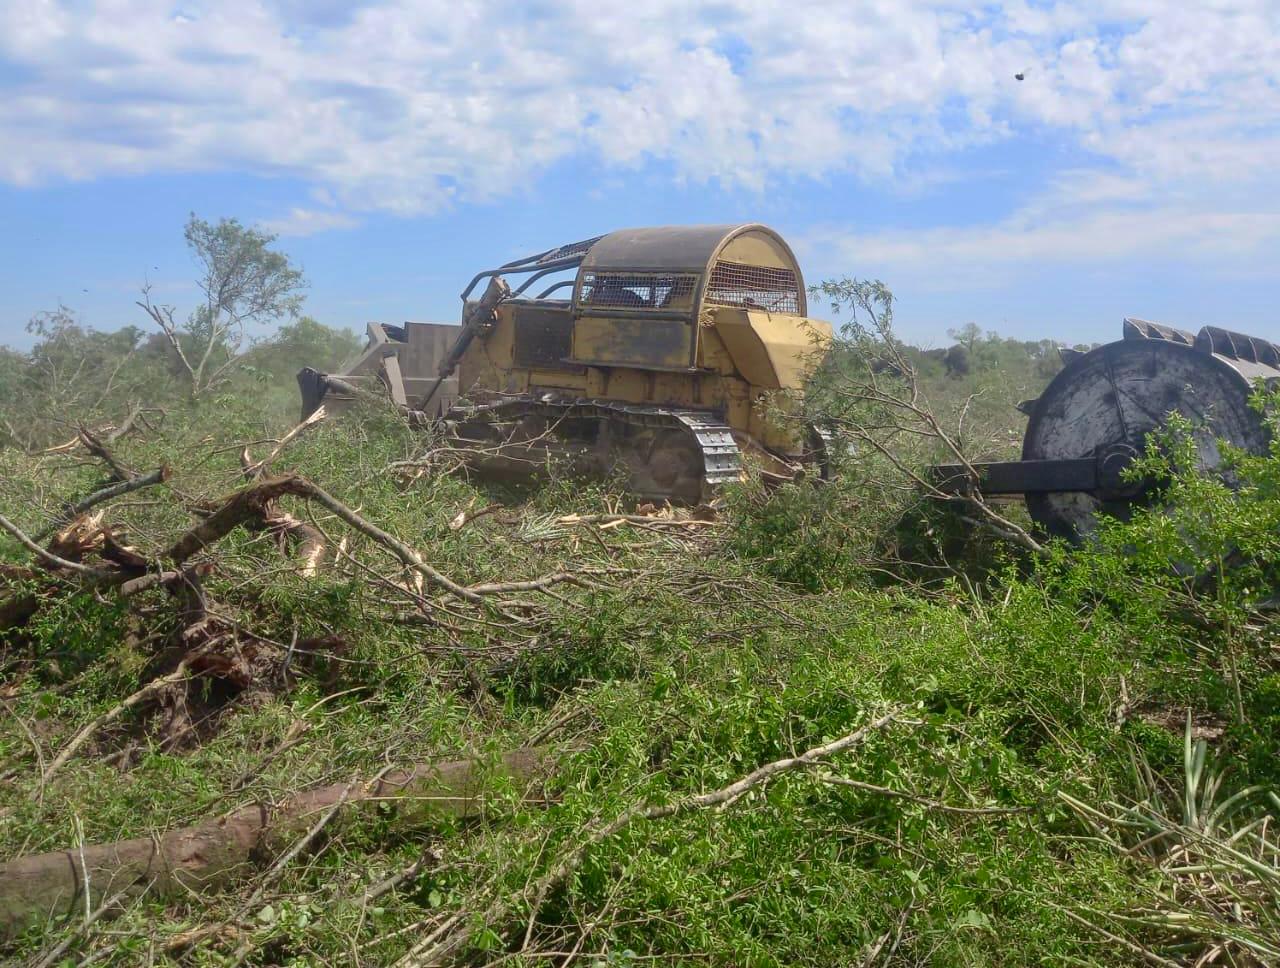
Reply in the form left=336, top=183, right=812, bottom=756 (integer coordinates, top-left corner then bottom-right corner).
left=2, top=0, right=1279, bottom=350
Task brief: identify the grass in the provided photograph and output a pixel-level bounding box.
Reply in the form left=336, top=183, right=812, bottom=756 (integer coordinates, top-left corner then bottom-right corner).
left=0, top=392, right=1277, bottom=966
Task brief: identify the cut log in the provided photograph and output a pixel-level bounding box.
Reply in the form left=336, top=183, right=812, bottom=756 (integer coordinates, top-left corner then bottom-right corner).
left=0, top=747, right=550, bottom=937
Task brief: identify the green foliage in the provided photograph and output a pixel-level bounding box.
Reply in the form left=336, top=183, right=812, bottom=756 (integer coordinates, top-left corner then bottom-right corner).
left=0, top=212, right=344, bottom=446
left=0, top=311, right=356, bottom=450
left=4, top=393, right=1278, bottom=964
left=1020, top=389, right=1280, bottom=785
left=0, top=307, right=178, bottom=448
left=726, top=479, right=867, bottom=591
left=184, top=214, right=306, bottom=327
left=809, top=281, right=1060, bottom=464
left=247, top=316, right=361, bottom=378
left=2, top=277, right=1279, bottom=965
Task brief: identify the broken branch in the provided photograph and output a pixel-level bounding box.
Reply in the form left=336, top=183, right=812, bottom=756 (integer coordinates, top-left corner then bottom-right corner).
left=399, top=707, right=905, bottom=966
left=167, top=476, right=313, bottom=565
left=242, top=407, right=327, bottom=480
left=0, top=510, right=109, bottom=577
left=294, top=479, right=484, bottom=603
left=34, top=466, right=170, bottom=542
left=77, top=427, right=134, bottom=482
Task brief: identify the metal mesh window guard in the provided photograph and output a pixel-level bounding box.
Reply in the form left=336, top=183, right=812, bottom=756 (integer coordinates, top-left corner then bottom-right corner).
left=706, top=261, right=800, bottom=314
left=579, top=272, right=699, bottom=311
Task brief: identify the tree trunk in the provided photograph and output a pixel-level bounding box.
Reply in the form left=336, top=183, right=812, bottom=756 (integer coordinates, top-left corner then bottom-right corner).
left=0, top=748, right=549, bottom=937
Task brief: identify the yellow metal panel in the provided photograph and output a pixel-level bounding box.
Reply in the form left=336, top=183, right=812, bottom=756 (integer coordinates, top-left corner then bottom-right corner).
left=748, top=310, right=830, bottom=388
left=707, top=309, right=778, bottom=386
left=716, top=231, right=794, bottom=271
left=709, top=309, right=829, bottom=388
left=572, top=316, right=692, bottom=369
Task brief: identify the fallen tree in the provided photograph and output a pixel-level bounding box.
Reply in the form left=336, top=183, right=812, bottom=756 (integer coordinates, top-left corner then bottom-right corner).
left=0, top=747, right=551, bottom=937
left=1, top=454, right=609, bottom=784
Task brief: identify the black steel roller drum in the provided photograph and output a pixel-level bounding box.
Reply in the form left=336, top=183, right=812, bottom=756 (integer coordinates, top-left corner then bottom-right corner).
left=932, top=320, right=1280, bottom=540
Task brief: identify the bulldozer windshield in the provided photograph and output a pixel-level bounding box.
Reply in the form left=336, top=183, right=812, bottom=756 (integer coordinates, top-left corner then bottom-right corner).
left=578, top=272, right=699, bottom=312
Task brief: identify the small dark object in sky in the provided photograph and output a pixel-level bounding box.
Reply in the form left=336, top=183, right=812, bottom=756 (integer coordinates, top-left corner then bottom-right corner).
left=1015, top=72, right=1025, bottom=81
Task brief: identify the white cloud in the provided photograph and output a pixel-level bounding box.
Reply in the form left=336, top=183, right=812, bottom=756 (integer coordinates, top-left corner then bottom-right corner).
left=258, top=206, right=359, bottom=237
left=1, top=0, right=1279, bottom=266
left=819, top=204, right=1280, bottom=277
left=802, top=162, right=1280, bottom=296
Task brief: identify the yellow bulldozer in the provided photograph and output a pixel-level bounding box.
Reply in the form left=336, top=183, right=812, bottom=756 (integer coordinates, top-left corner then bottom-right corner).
left=298, top=223, right=834, bottom=502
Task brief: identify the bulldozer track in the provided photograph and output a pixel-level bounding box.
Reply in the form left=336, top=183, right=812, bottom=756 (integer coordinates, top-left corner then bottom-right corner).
left=452, top=395, right=743, bottom=502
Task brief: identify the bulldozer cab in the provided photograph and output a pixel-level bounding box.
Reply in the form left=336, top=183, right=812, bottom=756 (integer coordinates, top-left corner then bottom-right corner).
left=566, top=224, right=806, bottom=372
left=449, top=224, right=808, bottom=366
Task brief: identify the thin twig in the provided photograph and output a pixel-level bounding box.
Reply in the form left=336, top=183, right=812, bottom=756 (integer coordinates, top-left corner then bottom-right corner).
left=399, top=707, right=907, bottom=966
left=815, top=773, right=1034, bottom=815
left=35, top=663, right=191, bottom=795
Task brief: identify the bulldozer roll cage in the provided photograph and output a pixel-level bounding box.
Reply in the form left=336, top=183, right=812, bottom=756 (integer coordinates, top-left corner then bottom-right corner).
left=458, top=225, right=808, bottom=322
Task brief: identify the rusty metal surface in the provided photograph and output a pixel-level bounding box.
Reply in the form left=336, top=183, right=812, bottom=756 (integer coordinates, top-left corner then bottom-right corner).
left=580, top=225, right=749, bottom=272
left=420, top=276, right=512, bottom=410
left=570, top=316, right=692, bottom=369
left=512, top=307, right=576, bottom=369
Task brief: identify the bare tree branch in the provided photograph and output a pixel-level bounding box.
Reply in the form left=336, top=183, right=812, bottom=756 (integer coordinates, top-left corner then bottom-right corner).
left=34, top=467, right=170, bottom=542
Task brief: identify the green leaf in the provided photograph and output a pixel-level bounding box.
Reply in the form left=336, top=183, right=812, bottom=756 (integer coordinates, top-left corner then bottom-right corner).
left=956, top=909, right=992, bottom=931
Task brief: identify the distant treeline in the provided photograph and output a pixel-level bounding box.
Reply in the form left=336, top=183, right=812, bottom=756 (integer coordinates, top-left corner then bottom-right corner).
left=0, top=310, right=360, bottom=448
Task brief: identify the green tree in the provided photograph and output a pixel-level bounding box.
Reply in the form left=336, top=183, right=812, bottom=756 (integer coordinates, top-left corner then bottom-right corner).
left=246, top=316, right=360, bottom=381
left=0, top=307, right=165, bottom=449
left=947, top=321, right=983, bottom=353
left=138, top=214, right=306, bottom=397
